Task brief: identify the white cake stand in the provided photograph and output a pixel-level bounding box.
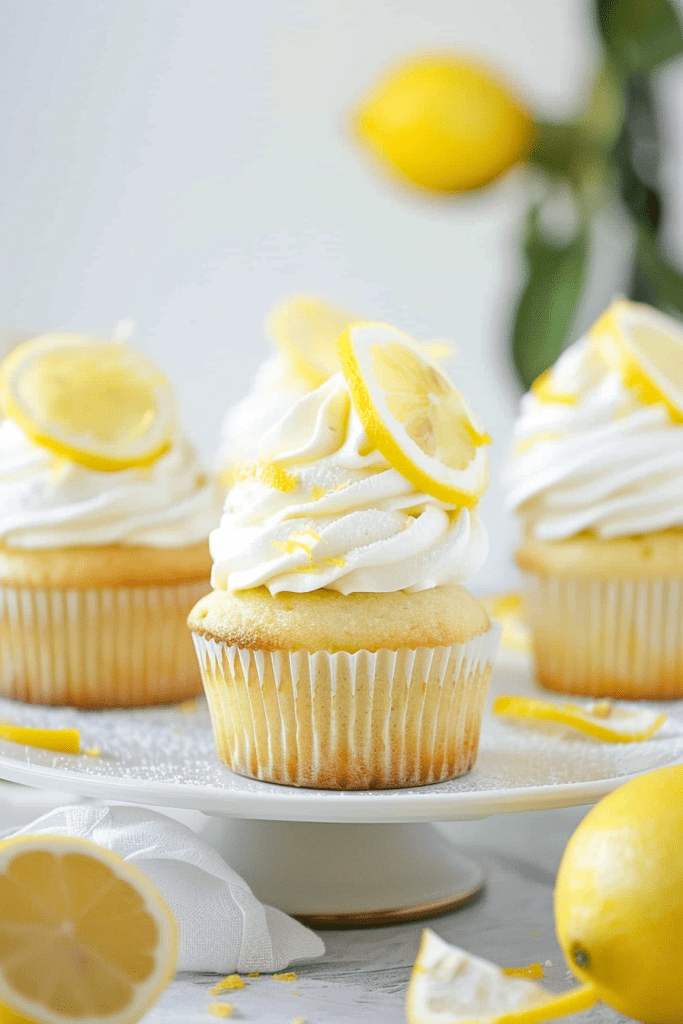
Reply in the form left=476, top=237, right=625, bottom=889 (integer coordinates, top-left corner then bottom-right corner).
left=1, top=651, right=682, bottom=928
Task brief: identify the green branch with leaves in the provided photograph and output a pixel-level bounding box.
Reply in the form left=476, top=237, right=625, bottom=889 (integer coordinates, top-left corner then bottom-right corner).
left=351, top=0, right=683, bottom=390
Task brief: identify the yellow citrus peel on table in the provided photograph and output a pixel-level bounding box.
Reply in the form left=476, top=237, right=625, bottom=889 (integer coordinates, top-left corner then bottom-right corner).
left=493, top=695, right=666, bottom=742
left=0, top=722, right=80, bottom=754
left=0, top=834, right=178, bottom=1024
left=338, top=322, right=489, bottom=506
left=589, top=298, right=683, bottom=422
left=0, top=333, right=177, bottom=472
left=353, top=55, right=534, bottom=193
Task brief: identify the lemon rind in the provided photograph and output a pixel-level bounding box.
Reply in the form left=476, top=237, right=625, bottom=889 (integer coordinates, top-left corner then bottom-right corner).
left=338, top=323, right=489, bottom=507
left=493, top=695, right=666, bottom=743
left=0, top=336, right=176, bottom=473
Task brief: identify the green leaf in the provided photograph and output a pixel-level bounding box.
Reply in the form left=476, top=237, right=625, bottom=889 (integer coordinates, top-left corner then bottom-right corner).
left=596, top=0, right=683, bottom=74
left=512, top=206, right=590, bottom=390
left=611, top=75, right=663, bottom=235
left=579, top=60, right=625, bottom=153
left=632, top=227, right=683, bottom=316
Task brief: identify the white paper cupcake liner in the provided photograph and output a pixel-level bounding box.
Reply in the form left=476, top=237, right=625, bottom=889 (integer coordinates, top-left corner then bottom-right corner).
left=192, top=622, right=501, bottom=789
left=523, top=572, right=683, bottom=699
left=0, top=581, right=209, bottom=707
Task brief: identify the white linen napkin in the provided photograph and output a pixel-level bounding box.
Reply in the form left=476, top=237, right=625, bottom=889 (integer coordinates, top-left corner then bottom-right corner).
left=2, top=803, right=325, bottom=973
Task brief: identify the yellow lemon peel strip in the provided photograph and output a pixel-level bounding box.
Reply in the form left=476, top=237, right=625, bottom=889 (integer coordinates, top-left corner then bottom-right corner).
left=0, top=721, right=80, bottom=754
left=503, top=964, right=545, bottom=980
left=493, top=695, right=666, bottom=742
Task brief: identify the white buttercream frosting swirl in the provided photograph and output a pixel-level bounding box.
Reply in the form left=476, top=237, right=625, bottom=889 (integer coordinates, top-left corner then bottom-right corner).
left=0, top=419, right=221, bottom=548
left=211, top=373, right=488, bottom=594
left=217, top=354, right=309, bottom=475
left=504, top=337, right=683, bottom=540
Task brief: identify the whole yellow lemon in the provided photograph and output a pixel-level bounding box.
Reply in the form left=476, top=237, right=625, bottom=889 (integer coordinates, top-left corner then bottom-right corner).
left=354, top=54, right=534, bottom=194
left=555, top=764, right=683, bottom=1024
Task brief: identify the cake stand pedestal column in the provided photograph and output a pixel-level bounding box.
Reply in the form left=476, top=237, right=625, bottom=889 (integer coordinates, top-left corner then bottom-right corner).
left=199, top=817, right=485, bottom=928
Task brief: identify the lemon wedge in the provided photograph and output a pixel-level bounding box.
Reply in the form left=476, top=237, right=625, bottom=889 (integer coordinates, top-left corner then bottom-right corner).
left=0, top=834, right=178, bottom=1024
left=338, top=322, right=490, bottom=505
left=0, top=334, right=177, bottom=472
left=589, top=299, right=683, bottom=422
left=267, top=295, right=360, bottom=388
left=493, top=695, right=666, bottom=742
left=0, top=721, right=79, bottom=754
left=406, top=930, right=596, bottom=1024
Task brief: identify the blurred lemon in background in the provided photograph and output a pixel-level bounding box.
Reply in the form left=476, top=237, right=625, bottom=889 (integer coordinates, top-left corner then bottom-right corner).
left=354, top=55, right=534, bottom=194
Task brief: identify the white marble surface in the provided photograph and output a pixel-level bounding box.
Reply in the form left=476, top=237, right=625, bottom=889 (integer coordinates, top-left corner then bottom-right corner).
left=0, top=784, right=631, bottom=1024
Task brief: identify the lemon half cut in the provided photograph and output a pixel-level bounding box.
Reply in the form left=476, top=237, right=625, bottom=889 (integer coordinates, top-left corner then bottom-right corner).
left=1, top=334, right=178, bottom=472
left=0, top=834, right=178, bottom=1024
left=338, top=322, right=489, bottom=506
left=406, top=930, right=596, bottom=1024
left=590, top=300, right=683, bottom=422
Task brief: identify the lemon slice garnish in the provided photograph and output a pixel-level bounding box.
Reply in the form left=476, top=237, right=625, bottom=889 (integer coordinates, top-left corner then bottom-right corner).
left=0, top=721, right=80, bottom=754
left=267, top=295, right=360, bottom=388
left=267, top=294, right=454, bottom=389
left=337, top=322, right=489, bottom=506
left=589, top=299, right=683, bottom=422
left=406, top=929, right=596, bottom=1024
left=494, top=695, right=666, bottom=742
left=0, top=834, right=178, bottom=1024
left=0, top=333, right=178, bottom=472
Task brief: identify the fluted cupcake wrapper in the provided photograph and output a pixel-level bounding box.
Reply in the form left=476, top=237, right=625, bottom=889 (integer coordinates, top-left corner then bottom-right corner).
left=192, top=623, right=501, bottom=790
left=0, top=582, right=209, bottom=707
left=524, top=572, right=683, bottom=700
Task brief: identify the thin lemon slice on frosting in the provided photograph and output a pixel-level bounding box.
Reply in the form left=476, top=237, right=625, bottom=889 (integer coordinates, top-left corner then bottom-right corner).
left=0, top=834, right=178, bottom=1024
left=0, top=334, right=177, bottom=472
left=589, top=299, right=683, bottom=422
left=493, top=695, right=666, bottom=742
left=406, top=930, right=596, bottom=1024
left=338, top=322, right=489, bottom=505
left=267, top=294, right=360, bottom=388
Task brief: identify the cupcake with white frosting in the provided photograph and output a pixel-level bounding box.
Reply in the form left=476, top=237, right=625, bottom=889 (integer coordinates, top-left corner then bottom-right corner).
left=505, top=299, right=683, bottom=699
left=189, top=322, right=500, bottom=789
left=0, top=332, right=222, bottom=707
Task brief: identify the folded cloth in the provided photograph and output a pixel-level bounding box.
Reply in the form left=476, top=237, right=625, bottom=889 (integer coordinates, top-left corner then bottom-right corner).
left=2, top=803, right=325, bottom=974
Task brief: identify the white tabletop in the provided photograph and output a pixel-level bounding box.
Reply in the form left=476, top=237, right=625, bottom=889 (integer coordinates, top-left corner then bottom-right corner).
left=0, top=784, right=630, bottom=1024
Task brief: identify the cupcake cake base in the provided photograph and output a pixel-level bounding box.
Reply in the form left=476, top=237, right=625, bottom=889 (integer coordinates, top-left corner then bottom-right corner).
left=189, top=586, right=500, bottom=789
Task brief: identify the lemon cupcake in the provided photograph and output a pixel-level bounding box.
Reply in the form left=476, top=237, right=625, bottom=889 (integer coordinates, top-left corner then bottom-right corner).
left=0, top=333, right=221, bottom=708
left=505, top=299, right=683, bottom=699
left=190, top=322, right=500, bottom=789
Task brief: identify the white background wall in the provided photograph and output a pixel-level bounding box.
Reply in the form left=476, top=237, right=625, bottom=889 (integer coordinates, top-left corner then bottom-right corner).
left=1, top=0, right=682, bottom=591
